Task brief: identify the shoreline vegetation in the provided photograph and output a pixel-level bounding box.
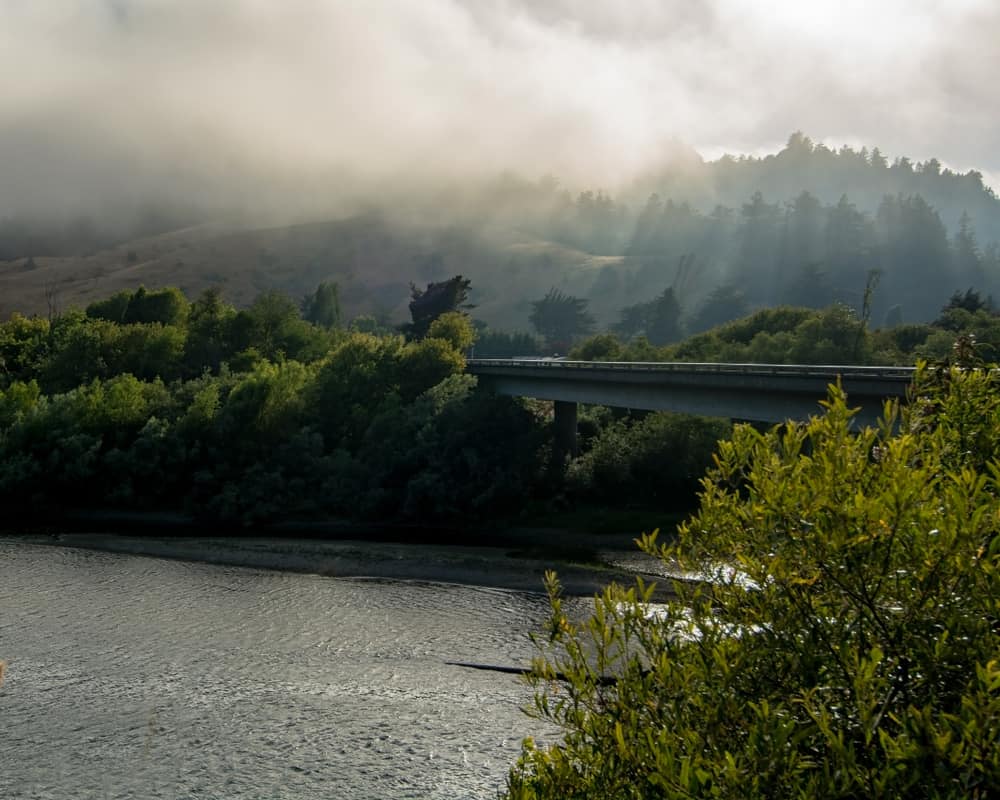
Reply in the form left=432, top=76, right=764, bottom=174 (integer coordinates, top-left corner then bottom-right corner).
left=0, top=281, right=725, bottom=529
left=3, top=280, right=999, bottom=536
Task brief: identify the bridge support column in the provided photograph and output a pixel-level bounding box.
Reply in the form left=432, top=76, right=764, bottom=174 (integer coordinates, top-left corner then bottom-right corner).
left=553, top=400, right=578, bottom=465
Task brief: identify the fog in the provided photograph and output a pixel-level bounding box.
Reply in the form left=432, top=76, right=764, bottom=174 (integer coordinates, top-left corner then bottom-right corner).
left=1, top=0, right=998, bottom=226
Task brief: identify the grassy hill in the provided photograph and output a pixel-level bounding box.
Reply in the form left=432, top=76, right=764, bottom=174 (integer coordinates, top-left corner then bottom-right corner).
left=0, top=213, right=624, bottom=331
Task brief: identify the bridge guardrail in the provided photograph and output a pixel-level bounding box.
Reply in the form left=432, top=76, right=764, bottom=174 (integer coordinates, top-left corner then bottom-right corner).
left=467, top=359, right=917, bottom=381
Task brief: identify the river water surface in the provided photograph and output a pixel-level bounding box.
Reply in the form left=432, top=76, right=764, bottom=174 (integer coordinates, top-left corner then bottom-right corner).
left=0, top=540, right=584, bottom=799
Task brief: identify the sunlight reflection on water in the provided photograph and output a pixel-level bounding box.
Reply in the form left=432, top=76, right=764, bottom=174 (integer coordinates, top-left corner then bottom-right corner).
left=0, top=541, right=578, bottom=799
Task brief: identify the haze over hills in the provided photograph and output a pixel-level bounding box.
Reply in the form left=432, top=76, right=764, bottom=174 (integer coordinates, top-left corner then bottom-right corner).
left=3, top=3, right=1000, bottom=332
left=2, top=134, right=999, bottom=331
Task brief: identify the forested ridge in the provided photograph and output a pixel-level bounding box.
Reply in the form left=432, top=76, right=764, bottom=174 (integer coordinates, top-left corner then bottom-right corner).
left=522, top=133, right=1000, bottom=335
left=3, top=134, right=998, bottom=335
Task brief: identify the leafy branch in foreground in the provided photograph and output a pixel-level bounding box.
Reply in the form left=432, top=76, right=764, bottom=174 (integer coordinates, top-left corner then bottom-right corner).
left=507, top=366, right=1000, bottom=799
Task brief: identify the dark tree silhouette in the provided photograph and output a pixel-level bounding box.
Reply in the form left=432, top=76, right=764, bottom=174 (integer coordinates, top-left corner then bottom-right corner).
left=952, top=211, right=985, bottom=289
left=302, top=282, right=342, bottom=330
left=690, top=285, right=750, bottom=333
left=402, top=275, right=473, bottom=340
left=529, top=288, right=595, bottom=352
left=614, top=287, right=683, bottom=345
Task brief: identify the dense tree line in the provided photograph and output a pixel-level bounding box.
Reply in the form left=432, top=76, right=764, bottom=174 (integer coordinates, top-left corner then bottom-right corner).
left=499, top=134, right=1000, bottom=333
left=475, top=146, right=999, bottom=346
left=568, top=290, right=1000, bottom=367
left=0, top=283, right=547, bottom=524
left=579, top=188, right=998, bottom=331
left=0, top=280, right=730, bottom=525
left=3, top=281, right=993, bottom=527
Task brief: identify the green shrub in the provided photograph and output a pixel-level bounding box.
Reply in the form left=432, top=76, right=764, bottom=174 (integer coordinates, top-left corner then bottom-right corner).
left=0, top=313, right=49, bottom=383
left=356, top=374, right=545, bottom=519
left=426, top=311, right=475, bottom=352
left=507, top=366, right=1000, bottom=799
left=566, top=412, right=730, bottom=509
left=569, top=333, right=624, bottom=361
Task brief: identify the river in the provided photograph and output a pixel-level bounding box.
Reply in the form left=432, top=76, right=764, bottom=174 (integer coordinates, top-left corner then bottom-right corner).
left=0, top=540, right=593, bottom=799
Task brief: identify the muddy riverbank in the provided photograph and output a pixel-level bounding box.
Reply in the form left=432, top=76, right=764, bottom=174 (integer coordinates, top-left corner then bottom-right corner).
left=7, top=528, right=680, bottom=598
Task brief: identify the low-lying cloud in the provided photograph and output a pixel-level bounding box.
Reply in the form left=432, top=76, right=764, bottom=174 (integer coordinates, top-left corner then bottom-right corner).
left=1, top=0, right=998, bottom=225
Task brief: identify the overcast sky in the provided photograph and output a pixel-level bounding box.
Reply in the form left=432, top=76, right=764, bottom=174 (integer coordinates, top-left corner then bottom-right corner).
left=1, top=0, right=998, bottom=220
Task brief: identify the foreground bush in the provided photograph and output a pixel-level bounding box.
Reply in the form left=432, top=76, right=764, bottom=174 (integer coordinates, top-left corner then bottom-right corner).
left=506, top=366, right=1000, bottom=799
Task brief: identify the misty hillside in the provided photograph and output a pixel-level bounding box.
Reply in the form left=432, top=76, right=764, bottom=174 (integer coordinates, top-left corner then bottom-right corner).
left=630, top=133, right=999, bottom=239
left=0, top=212, right=618, bottom=328
left=2, top=134, right=999, bottom=331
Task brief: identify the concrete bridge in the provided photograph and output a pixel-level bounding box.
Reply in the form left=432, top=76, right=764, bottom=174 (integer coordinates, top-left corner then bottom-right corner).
left=467, top=359, right=915, bottom=459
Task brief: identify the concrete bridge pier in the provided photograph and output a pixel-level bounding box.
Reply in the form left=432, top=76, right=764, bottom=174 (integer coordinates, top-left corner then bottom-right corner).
left=553, top=400, right=578, bottom=465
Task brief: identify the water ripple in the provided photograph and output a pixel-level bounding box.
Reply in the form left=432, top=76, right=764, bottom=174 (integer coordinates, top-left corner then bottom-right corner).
left=0, top=541, right=558, bottom=799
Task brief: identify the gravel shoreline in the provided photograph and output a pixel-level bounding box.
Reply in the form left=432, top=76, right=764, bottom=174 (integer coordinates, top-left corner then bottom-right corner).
left=8, top=531, right=678, bottom=598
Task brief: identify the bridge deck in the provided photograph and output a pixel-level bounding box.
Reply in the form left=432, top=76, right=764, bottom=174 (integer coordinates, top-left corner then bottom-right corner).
left=467, top=359, right=915, bottom=426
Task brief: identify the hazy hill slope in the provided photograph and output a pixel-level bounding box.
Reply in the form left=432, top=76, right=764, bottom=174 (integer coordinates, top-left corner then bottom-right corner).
left=4, top=136, right=1000, bottom=330
left=0, top=213, right=620, bottom=331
